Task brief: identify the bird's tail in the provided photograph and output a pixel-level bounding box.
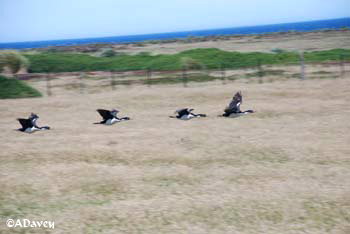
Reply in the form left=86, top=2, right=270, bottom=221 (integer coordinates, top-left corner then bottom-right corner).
left=40, top=126, right=50, bottom=130
left=196, top=114, right=207, bottom=117
left=244, top=109, right=255, bottom=113
left=120, top=117, right=130, bottom=121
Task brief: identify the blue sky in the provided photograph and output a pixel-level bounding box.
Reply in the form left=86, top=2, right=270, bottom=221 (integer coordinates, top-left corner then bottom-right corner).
left=0, top=0, right=349, bottom=43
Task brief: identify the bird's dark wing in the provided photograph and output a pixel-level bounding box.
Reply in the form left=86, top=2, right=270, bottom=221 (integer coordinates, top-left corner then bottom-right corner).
left=97, top=109, right=113, bottom=120
left=176, top=108, right=190, bottom=117
left=224, top=92, right=242, bottom=114
left=17, top=118, right=33, bottom=129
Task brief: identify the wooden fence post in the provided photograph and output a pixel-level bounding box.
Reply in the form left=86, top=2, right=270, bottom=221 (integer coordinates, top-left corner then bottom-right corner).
left=46, top=73, right=52, bottom=96
left=147, top=68, right=152, bottom=87
left=299, top=51, right=305, bottom=80
left=257, top=59, right=264, bottom=83
left=182, top=67, right=188, bottom=87
left=110, top=70, right=116, bottom=90
left=340, top=54, right=345, bottom=78
left=79, top=72, right=84, bottom=94
left=221, top=64, right=226, bottom=84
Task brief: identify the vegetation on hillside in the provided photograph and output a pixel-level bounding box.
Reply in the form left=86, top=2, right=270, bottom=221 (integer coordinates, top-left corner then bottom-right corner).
left=0, top=75, right=42, bottom=99
left=24, top=48, right=350, bottom=73
left=0, top=50, right=30, bottom=74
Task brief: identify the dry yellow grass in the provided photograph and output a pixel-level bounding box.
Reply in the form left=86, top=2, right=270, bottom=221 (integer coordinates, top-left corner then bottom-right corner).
left=112, top=30, right=350, bottom=54
left=0, top=75, right=350, bottom=233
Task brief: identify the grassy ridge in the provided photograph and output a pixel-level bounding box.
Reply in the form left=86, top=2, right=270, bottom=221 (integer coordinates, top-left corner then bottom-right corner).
left=0, top=75, right=42, bottom=99
left=25, top=48, right=350, bottom=73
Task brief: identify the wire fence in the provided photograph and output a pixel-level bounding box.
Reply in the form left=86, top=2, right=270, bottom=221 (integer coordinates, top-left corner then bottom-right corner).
left=16, top=59, right=349, bottom=96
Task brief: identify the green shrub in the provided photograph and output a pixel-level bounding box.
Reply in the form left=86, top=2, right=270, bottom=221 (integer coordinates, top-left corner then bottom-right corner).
left=0, top=75, right=42, bottom=99
left=180, top=57, right=205, bottom=70
left=0, top=50, right=30, bottom=74
left=271, top=48, right=286, bottom=54
left=101, top=49, right=116, bottom=57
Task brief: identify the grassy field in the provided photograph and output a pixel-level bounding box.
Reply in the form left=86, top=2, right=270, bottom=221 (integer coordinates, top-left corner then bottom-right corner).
left=24, top=48, right=350, bottom=73
left=0, top=74, right=349, bottom=233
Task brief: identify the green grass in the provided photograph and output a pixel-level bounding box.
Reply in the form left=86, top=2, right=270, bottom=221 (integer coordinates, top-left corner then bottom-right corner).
left=25, top=48, right=350, bottom=73
left=0, top=75, right=42, bottom=99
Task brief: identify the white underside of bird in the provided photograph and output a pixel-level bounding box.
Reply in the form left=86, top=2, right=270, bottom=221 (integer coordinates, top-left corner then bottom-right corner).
left=24, top=126, right=49, bottom=133
left=226, top=112, right=250, bottom=118
left=24, top=126, right=40, bottom=133
left=180, top=114, right=197, bottom=120
left=105, top=118, right=121, bottom=125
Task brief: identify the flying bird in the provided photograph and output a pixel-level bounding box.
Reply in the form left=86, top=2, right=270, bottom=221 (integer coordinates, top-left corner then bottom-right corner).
left=222, top=91, right=254, bottom=117
left=17, top=113, right=50, bottom=133
left=94, top=109, right=130, bottom=125
left=170, top=108, right=206, bottom=120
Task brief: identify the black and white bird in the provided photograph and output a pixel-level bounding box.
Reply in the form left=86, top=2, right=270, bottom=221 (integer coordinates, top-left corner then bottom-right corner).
left=170, top=108, right=206, bottom=120
left=94, top=109, right=130, bottom=125
left=17, top=113, right=50, bottom=133
left=222, top=91, right=254, bottom=117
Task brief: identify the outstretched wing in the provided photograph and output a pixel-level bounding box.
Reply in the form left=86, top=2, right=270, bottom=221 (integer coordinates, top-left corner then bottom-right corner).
left=97, top=109, right=113, bottom=120
left=17, top=118, right=33, bottom=129
left=224, top=92, right=242, bottom=114
left=176, top=108, right=190, bottom=117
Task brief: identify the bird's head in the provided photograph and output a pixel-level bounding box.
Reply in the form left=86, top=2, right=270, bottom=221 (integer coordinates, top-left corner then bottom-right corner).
left=29, top=113, right=39, bottom=119
left=111, top=109, right=119, bottom=116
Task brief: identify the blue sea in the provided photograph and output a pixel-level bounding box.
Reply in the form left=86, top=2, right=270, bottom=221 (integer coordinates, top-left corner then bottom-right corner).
left=1, top=17, right=349, bottom=50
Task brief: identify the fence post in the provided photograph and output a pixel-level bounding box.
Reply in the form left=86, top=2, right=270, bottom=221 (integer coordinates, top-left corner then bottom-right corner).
left=221, top=64, right=226, bottom=84
left=299, top=51, right=305, bottom=80
left=46, top=73, right=52, bottom=96
left=182, top=67, right=188, bottom=87
left=147, top=68, right=152, bottom=87
left=340, top=54, right=345, bottom=78
left=110, top=70, right=116, bottom=90
left=257, top=59, right=264, bottom=83
left=79, top=72, right=84, bottom=94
